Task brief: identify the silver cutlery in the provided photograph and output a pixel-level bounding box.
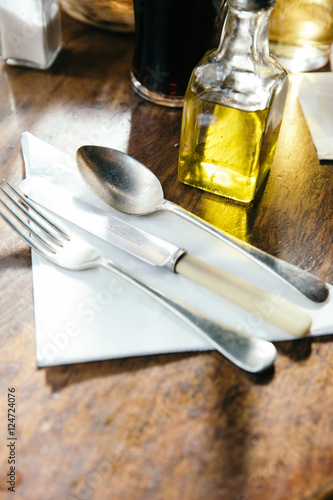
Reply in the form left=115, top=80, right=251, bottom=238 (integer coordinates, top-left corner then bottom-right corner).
left=0, top=180, right=277, bottom=373
left=19, top=176, right=312, bottom=337
left=76, top=145, right=329, bottom=304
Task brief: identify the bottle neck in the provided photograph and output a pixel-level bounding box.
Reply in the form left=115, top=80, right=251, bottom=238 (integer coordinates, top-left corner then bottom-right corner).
left=212, top=5, right=272, bottom=64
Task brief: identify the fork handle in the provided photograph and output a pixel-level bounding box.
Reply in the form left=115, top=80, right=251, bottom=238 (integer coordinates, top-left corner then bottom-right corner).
left=99, top=258, right=276, bottom=373
left=175, top=254, right=312, bottom=338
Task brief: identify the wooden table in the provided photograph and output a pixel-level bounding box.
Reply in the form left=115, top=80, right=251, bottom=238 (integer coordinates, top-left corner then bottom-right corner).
left=0, top=12, right=332, bottom=500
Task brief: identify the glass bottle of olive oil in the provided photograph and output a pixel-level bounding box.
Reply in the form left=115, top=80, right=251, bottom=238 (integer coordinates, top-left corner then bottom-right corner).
left=178, top=0, right=289, bottom=204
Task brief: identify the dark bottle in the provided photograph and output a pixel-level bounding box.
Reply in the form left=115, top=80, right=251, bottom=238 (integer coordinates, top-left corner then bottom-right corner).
left=131, top=0, right=222, bottom=107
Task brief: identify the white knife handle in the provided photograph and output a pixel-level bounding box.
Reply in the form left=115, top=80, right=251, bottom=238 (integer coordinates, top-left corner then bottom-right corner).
left=165, top=199, right=328, bottom=303
left=174, top=254, right=312, bottom=338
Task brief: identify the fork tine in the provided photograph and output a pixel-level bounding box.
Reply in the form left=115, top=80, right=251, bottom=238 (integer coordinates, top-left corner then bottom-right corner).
left=0, top=200, right=55, bottom=257
left=0, top=185, right=63, bottom=248
left=2, top=180, right=70, bottom=241
left=0, top=198, right=57, bottom=254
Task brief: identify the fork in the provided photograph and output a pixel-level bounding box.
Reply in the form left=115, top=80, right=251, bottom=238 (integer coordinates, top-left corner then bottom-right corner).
left=0, top=180, right=277, bottom=373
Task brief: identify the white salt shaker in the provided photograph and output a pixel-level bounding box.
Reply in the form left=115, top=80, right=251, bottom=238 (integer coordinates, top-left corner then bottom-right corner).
left=0, top=0, right=62, bottom=69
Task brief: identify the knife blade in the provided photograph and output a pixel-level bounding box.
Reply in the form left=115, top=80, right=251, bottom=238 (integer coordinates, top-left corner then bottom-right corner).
left=20, top=178, right=312, bottom=337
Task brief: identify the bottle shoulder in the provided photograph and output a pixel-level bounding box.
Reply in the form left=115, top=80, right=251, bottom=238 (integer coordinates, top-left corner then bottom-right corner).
left=189, top=51, right=288, bottom=111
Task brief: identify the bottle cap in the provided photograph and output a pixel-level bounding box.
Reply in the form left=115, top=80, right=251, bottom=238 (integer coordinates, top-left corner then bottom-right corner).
left=228, top=0, right=275, bottom=10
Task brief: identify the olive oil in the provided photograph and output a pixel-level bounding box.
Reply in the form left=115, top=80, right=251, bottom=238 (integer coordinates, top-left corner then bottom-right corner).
left=177, top=0, right=288, bottom=204
left=178, top=90, right=281, bottom=203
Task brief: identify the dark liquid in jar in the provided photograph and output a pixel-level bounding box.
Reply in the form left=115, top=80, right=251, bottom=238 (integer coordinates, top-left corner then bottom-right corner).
left=132, top=0, right=220, bottom=98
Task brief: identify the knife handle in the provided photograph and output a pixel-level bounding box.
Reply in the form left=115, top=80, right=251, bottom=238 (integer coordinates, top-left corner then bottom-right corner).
left=174, top=254, right=312, bottom=337
left=165, top=200, right=328, bottom=303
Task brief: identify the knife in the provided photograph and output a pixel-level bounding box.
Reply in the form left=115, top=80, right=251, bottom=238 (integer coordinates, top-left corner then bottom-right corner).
left=20, top=178, right=312, bottom=337
left=104, top=211, right=312, bottom=338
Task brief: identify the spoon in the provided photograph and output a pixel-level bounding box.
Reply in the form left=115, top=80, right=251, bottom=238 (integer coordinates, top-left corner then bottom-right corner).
left=76, top=146, right=329, bottom=304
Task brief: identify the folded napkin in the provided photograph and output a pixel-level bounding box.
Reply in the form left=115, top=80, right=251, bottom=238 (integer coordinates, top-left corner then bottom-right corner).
left=20, top=132, right=333, bottom=367
left=298, top=73, right=333, bottom=160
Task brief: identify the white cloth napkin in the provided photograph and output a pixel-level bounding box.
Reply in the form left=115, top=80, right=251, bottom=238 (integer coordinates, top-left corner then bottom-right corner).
left=298, top=73, right=333, bottom=160
left=19, top=132, right=333, bottom=367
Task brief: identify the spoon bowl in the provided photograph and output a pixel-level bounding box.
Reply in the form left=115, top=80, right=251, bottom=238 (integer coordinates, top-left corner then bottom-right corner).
left=77, top=146, right=164, bottom=215
left=76, top=145, right=329, bottom=303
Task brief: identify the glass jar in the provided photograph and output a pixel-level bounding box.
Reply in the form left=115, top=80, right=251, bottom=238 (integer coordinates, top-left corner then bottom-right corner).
left=269, top=0, right=333, bottom=72
left=130, top=0, right=222, bottom=107
left=178, top=0, right=289, bottom=204
left=0, top=0, right=62, bottom=70
left=60, top=0, right=134, bottom=33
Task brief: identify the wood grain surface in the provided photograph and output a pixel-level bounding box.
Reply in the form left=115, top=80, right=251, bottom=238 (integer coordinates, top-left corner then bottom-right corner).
left=0, top=12, right=332, bottom=500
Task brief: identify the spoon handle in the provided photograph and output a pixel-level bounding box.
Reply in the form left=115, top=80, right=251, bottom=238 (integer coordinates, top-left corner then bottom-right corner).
left=100, top=258, right=276, bottom=373
left=162, top=200, right=329, bottom=304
